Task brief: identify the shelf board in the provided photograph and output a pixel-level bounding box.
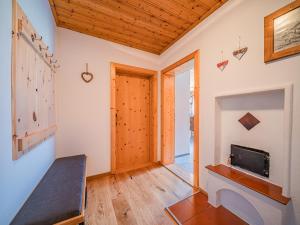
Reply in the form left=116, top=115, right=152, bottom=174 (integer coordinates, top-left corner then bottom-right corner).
left=206, top=164, right=290, bottom=205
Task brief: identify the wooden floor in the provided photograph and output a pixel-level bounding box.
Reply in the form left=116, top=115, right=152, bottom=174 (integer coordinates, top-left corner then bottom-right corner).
left=165, top=138, right=194, bottom=186
left=167, top=192, right=248, bottom=225
left=165, top=163, right=193, bottom=186
left=85, top=165, right=195, bottom=225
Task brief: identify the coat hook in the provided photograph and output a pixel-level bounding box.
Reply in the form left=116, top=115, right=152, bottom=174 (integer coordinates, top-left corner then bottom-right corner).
left=45, top=53, right=53, bottom=58
left=53, top=64, right=60, bottom=69
left=34, top=33, right=42, bottom=41
left=50, top=59, right=57, bottom=64
left=39, top=45, right=48, bottom=52
left=31, top=33, right=42, bottom=42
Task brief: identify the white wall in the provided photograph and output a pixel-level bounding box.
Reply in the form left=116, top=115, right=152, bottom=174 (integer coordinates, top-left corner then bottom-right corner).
left=175, top=71, right=191, bottom=156
left=159, top=0, right=300, bottom=224
left=0, top=1, right=56, bottom=224
left=55, top=28, right=159, bottom=176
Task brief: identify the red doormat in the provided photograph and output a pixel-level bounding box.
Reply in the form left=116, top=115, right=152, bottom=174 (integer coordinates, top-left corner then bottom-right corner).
left=165, top=192, right=248, bottom=225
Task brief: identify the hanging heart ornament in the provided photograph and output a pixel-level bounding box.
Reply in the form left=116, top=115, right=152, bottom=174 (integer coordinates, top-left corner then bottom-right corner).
left=233, top=47, right=248, bottom=60
left=217, top=60, right=229, bottom=71
left=81, top=63, right=93, bottom=83
left=81, top=71, right=93, bottom=83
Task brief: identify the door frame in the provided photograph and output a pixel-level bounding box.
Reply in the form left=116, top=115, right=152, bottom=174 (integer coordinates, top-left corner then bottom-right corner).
left=161, top=50, right=200, bottom=188
left=110, top=62, right=158, bottom=174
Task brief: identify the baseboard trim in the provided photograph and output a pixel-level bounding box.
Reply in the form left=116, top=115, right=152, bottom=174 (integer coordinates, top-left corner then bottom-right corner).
left=113, top=161, right=156, bottom=174
left=86, top=172, right=111, bottom=181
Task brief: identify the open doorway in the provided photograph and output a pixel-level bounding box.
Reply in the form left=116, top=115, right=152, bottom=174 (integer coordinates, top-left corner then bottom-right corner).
left=161, top=51, right=200, bottom=187
left=172, top=63, right=194, bottom=184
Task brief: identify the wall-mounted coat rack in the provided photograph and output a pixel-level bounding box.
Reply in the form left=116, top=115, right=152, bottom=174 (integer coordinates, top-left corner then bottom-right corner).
left=11, top=1, right=58, bottom=160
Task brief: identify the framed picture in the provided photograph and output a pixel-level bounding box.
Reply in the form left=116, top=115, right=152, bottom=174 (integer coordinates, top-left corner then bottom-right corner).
left=264, top=0, right=300, bottom=62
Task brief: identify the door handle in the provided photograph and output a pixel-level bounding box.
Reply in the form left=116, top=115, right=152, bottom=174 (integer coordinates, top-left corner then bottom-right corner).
left=116, top=113, right=117, bottom=126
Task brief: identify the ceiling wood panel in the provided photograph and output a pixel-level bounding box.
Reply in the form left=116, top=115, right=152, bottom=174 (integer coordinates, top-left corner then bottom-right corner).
left=58, top=0, right=178, bottom=39
left=57, top=9, right=169, bottom=47
left=49, top=0, right=228, bottom=54
left=59, top=22, right=163, bottom=54
left=58, top=17, right=165, bottom=50
left=145, top=0, right=201, bottom=22
left=54, top=2, right=174, bottom=42
left=117, top=0, right=192, bottom=28
left=174, top=0, right=210, bottom=14
left=91, top=0, right=184, bottom=33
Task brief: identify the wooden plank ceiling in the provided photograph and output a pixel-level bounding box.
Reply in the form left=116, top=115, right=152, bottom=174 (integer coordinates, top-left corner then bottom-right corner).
left=49, top=0, right=228, bottom=55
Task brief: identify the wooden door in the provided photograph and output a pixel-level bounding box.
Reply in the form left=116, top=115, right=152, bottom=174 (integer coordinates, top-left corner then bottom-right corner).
left=115, top=74, right=151, bottom=172
left=161, top=74, right=175, bottom=165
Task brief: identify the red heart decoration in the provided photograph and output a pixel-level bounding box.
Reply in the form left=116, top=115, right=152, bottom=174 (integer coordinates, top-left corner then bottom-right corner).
left=217, top=60, right=229, bottom=71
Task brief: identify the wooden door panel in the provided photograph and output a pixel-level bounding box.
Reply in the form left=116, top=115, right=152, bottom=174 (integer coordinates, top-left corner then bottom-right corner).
left=161, top=74, right=175, bottom=165
left=116, top=75, right=150, bottom=171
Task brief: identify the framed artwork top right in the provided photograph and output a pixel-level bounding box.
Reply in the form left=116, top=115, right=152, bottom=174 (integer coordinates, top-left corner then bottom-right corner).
left=264, top=0, right=300, bottom=63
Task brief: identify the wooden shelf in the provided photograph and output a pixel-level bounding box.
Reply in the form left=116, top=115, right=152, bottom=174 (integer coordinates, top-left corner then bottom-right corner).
left=206, top=164, right=290, bottom=205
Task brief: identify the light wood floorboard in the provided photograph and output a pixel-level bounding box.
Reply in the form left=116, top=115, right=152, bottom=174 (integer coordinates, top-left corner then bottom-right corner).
left=85, top=165, right=195, bottom=225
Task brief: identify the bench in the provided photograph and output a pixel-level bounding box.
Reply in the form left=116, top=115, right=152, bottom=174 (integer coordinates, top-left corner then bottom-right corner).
left=11, top=155, right=87, bottom=225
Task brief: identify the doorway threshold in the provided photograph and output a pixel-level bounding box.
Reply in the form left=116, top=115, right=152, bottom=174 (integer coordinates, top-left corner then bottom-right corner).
left=164, top=163, right=194, bottom=187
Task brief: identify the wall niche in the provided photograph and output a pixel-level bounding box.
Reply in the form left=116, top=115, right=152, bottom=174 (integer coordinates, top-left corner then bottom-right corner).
left=214, top=84, right=293, bottom=197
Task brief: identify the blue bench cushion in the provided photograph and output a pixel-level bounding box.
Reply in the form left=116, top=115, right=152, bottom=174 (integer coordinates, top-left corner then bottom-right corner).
left=11, top=155, right=86, bottom=225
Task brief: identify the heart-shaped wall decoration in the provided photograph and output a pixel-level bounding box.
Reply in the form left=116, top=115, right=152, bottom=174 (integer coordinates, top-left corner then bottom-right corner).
left=81, top=71, right=93, bottom=83
left=217, top=60, right=229, bottom=71
left=233, top=47, right=248, bottom=60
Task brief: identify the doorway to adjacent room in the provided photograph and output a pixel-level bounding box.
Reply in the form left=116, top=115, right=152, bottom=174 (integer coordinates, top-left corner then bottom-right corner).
left=161, top=51, right=200, bottom=187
